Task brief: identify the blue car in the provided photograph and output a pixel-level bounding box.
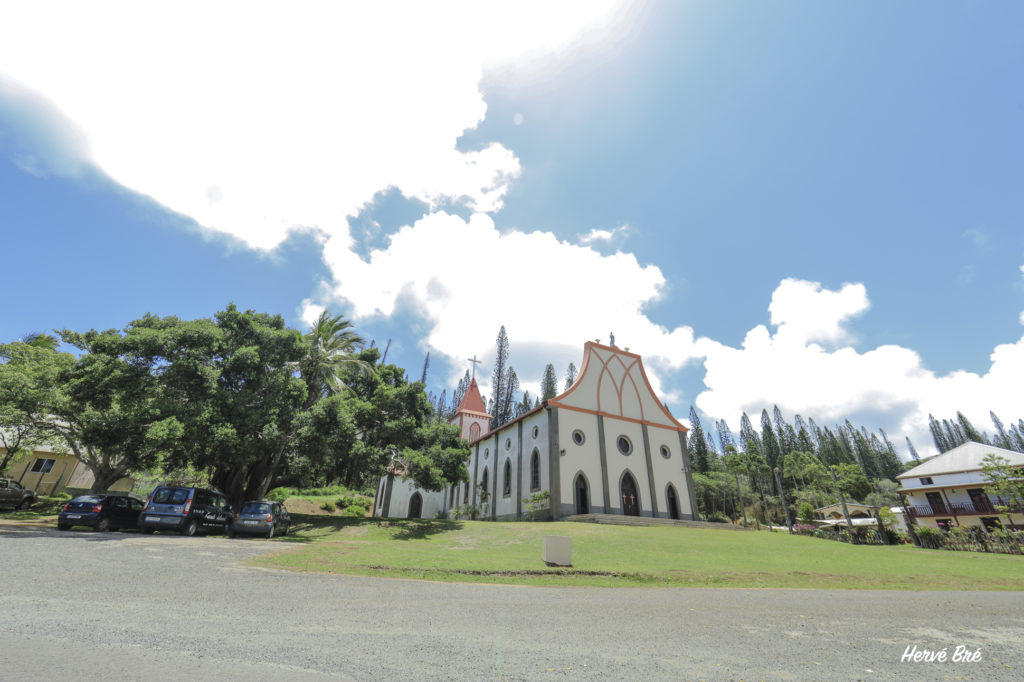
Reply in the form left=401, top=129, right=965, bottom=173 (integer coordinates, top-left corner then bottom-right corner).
left=57, top=494, right=145, bottom=531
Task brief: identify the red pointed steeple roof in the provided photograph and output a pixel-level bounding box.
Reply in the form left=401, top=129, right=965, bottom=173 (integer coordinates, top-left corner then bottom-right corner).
left=455, top=378, right=489, bottom=417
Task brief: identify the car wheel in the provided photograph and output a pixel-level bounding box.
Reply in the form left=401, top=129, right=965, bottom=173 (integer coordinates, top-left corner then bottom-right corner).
left=180, top=519, right=198, bottom=537
left=96, top=518, right=111, bottom=532
left=141, top=527, right=155, bottom=534
left=57, top=523, right=70, bottom=531
left=266, top=524, right=275, bottom=539
left=18, top=499, right=32, bottom=510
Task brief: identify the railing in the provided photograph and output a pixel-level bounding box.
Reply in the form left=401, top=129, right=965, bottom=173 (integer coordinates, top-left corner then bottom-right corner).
left=905, top=501, right=1000, bottom=519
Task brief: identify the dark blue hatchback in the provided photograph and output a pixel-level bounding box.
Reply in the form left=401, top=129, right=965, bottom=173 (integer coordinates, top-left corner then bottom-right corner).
left=57, top=494, right=145, bottom=531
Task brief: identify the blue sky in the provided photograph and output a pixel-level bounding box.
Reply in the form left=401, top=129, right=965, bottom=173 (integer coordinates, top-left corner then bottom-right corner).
left=2, top=2, right=1022, bottom=455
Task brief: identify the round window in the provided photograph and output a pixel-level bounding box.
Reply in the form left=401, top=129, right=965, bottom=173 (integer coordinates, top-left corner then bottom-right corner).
left=660, top=445, right=671, bottom=459
left=617, top=436, right=633, bottom=455
left=532, top=425, right=539, bottom=439
left=572, top=430, right=585, bottom=446
left=505, top=438, right=512, bottom=450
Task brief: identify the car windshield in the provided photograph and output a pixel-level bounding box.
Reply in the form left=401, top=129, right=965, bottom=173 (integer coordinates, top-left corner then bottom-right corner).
left=152, top=488, right=190, bottom=504
left=71, top=495, right=105, bottom=504
left=241, top=503, right=271, bottom=514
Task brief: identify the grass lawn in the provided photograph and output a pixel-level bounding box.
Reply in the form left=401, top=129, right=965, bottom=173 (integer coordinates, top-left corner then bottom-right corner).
left=251, top=515, right=1024, bottom=590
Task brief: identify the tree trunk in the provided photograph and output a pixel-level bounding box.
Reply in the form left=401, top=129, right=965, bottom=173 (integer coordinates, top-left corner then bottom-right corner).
left=89, top=465, right=129, bottom=493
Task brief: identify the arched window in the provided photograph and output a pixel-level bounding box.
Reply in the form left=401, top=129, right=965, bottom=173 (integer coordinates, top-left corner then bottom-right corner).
left=480, top=468, right=489, bottom=500
left=463, top=480, right=469, bottom=502
left=530, top=449, right=540, bottom=491
left=620, top=472, right=639, bottom=516
left=449, top=485, right=455, bottom=507
left=469, top=422, right=481, bottom=441
left=408, top=492, right=422, bottom=519
left=503, top=460, right=512, bottom=497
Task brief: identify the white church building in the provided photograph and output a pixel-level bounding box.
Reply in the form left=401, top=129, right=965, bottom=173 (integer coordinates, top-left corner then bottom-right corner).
left=374, top=340, right=698, bottom=522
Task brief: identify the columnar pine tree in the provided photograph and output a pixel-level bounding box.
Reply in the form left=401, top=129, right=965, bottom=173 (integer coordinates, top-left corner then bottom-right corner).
left=490, top=326, right=511, bottom=426
left=540, top=364, right=558, bottom=400
left=688, top=406, right=711, bottom=473
left=564, top=362, right=578, bottom=391
left=451, top=370, right=470, bottom=412
left=716, top=419, right=736, bottom=453
left=957, top=411, right=987, bottom=444
left=807, top=418, right=824, bottom=451
left=760, top=409, right=782, bottom=473
left=943, top=420, right=965, bottom=449
left=772, top=405, right=795, bottom=456
left=497, top=367, right=520, bottom=426
left=990, top=411, right=1011, bottom=450
left=739, top=412, right=761, bottom=456
left=905, top=436, right=921, bottom=461
left=1010, top=424, right=1024, bottom=453
left=420, top=352, right=430, bottom=384
left=929, top=414, right=950, bottom=452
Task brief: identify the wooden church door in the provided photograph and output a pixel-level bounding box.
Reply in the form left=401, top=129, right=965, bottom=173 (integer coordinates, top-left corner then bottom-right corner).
left=667, top=485, right=680, bottom=520
left=621, top=474, right=639, bottom=516
left=408, top=492, right=422, bottom=519
left=575, top=475, right=589, bottom=515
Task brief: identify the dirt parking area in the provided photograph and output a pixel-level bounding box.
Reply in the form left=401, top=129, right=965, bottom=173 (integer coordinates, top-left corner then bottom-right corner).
left=2, top=523, right=1023, bottom=680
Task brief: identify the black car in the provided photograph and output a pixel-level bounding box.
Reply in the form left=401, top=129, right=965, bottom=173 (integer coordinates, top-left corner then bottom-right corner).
left=138, top=486, right=233, bottom=536
left=229, top=500, right=291, bottom=538
left=58, top=494, right=145, bottom=531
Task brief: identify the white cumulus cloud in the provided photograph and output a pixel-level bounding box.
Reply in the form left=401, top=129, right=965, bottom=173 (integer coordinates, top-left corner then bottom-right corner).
left=317, top=211, right=707, bottom=399
left=0, top=1, right=628, bottom=250
left=695, top=278, right=1024, bottom=456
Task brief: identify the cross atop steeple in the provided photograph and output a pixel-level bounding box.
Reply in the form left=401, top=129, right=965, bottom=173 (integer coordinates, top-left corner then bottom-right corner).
left=468, top=354, right=482, bottom=380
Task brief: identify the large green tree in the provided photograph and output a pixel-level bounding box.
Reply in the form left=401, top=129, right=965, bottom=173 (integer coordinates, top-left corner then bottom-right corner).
left=128, top=306, right=309, bottom=507
left=345, top=348, right=469, bottom=492
left=0, top=339, right=72, bottom=474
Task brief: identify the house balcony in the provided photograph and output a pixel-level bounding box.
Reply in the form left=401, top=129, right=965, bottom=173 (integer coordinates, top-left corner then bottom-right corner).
left=905, top=501, right=1015, bottom=520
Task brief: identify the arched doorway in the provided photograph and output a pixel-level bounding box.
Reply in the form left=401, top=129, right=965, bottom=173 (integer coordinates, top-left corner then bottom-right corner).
left=408, top=492, right=422, bottom=519
left=574, top=473, right=589, bottom=515
left=620, top=472, right=639, bottom=516
left=666, top=484, right=680, bottom=520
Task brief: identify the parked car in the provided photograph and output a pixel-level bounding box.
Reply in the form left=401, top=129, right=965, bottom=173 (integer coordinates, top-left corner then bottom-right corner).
left=0, top=478, right=37, bottom=510
left=229, top=500, right=290, bottom=539
left=57, top=493, right=145, bottom=531
left=138, top=486, right=233, bottom=536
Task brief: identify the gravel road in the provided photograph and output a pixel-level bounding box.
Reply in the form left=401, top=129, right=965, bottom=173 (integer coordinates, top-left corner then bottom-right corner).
left=2, top=523, right=1023, bottom=680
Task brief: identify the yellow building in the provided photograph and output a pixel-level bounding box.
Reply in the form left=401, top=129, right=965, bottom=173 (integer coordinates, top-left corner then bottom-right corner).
left=2, top=441, right=135, bottom=496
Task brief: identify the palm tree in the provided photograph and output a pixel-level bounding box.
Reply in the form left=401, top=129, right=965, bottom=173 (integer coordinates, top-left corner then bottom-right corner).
left=299, top=311, right=371, bottom=406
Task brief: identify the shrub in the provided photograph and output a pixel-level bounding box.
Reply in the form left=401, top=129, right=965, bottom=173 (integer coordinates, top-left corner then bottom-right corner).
left=913, top=525, right=943, bottom=549
left=706, top=511, right=731, bottom=524
left=798, top=502, right=815, bottom=525
left=340, top=504, right=367, bottom=517
left=319, top=501, right=334, bottom=512
left=794, top=523, right=816, bottom=536
left=265, top=488, right=291, bottom=502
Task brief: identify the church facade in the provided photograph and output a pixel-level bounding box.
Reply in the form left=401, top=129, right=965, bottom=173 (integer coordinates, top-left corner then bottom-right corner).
left=374, top=341, right=698, bottom=521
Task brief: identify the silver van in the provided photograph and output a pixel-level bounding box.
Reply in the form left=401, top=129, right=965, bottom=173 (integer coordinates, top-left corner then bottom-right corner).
left=138, top=486, right=232, bottom=536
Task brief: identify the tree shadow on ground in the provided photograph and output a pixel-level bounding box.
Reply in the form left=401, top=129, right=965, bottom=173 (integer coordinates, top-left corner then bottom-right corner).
left=387, top=518, right=464, bottom=540
left=276, top=514, right=465, bottom=542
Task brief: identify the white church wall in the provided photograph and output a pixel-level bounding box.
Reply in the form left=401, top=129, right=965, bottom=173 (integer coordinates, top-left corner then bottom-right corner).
left=519, top=411, right=550, bottom=517
left=647, top=425, right=692, bottom=519
left=383, top=477, right=446, bottom=519
left=558, top=409, right=605, bottom=514
left=603, top=417, right=649, bottom=515
left=493, top=424, right=521, bottom=520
